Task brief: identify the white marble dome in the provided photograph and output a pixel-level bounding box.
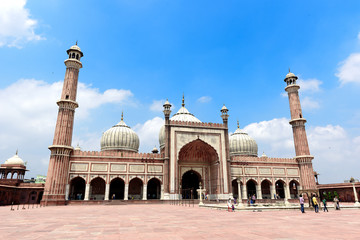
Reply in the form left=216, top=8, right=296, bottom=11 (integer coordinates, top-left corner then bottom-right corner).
left=285, top=71, right=296, bottom=79
left=101, top=116, right=139, bottom=152
left=229, top=126, right=258, bottom=157
left=4, top=152, right=25, bottom=166
left=159, top=102, right=201, bottom=149
left=70, top=44, right=81, bottom=52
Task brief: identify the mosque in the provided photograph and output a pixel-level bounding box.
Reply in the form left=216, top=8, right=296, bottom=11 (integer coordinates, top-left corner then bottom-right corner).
left=40, top=44, right=318, bottom=205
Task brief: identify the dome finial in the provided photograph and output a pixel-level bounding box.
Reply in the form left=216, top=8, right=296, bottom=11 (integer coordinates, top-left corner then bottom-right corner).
left=16, top=149, right=18, bottom=155
left=121, top=111, right=124, bottom=121
left=182, top=93, right=185, bottom=107
left=76, top=40, right=78, bottom=45
left=237, top=120, right=239, bottom=129
left=289, top=67, right=291, bottom=73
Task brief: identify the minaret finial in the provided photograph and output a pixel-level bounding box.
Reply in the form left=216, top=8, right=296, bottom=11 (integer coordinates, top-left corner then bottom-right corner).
left=76, top=40, right=78, bottom=45
left=16, top=149, right=18, bottom=155
left=237, top=120, right=239, bottom=129
left=121, top=111, right=124, bottom=121
left=182, top=93, right=185, bottom=107
left=289, top=67, right=291, bottom=73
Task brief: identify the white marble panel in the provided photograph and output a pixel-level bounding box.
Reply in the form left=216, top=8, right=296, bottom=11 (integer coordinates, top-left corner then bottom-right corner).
left=273, top=168, right=285, bottom=175
left=244, top=167, right=257, bottom=175
left=259, top=168, right=271, bottom=175
left=91, top=164, right=107, bottom=172
left=147, top=165, right=163, bottom=173
left=231, top=167, right=243, bottom=175
left=70, top=163, right=88, bottom=172
left=129, top=164, right=145, bottom=173
left=287, top=168, right=299, bottom=176
left=111, top=164, right=126, bottom=172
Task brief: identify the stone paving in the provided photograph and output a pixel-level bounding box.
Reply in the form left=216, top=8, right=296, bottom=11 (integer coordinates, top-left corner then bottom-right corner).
left=1, top=204, right=360, bottom=240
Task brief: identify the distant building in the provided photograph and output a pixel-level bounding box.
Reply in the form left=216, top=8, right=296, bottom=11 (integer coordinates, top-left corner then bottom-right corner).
left=0, top=152, right=44, bottom=205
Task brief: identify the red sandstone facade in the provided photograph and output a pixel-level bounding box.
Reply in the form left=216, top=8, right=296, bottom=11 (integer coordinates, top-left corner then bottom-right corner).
left=41, top=45, right=318, bottom=205
left=0, top=161, right=44, bottom=206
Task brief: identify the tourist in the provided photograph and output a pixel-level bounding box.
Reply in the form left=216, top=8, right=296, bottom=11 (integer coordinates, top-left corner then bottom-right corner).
left=334, top=196, right=340, bottom=210
left=227, top=198, right=232, bottom=212
left=251, top=194, right=256, bottom=204
left=112, top=194, right=115, bottom=200
left=312, top=195, right=319, bottom=213
left=322, top=198, right=328, bottom=212
left=299, top=194, right=305, bottom=213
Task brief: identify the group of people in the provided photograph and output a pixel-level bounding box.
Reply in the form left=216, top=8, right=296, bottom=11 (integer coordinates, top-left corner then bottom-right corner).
left=299, top=194, right=341, bottom=213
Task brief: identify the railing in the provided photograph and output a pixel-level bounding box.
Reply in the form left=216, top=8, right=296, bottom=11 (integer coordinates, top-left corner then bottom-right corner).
left=169, top=189, right=195, bottom=207
left=10, top=201, right=45, bottom=211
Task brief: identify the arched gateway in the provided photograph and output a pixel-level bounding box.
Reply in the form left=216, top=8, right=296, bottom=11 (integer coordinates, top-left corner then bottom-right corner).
left=178, top=139, right=219, bottom=199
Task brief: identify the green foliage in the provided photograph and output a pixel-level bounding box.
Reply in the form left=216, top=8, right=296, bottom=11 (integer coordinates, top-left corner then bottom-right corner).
left=323, top=191, right=339, bottom=201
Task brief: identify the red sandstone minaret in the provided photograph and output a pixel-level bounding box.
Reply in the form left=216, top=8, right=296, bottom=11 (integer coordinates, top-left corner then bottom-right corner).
left=42, top=43, right=83, bottom=205
left=284, top=70, right=317, bottom=192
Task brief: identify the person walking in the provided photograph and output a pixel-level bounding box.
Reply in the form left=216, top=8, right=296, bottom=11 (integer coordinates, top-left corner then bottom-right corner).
left=322, top=198, right=328, bottom=212
left=299, top=194, right=305, bottom=213
left=334, top=196, right=340, bottom=210
left=312, top=195, right=319, bottom=213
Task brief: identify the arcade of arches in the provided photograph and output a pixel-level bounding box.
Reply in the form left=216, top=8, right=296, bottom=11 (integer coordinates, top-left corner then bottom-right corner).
left=69, top=177, right=162, bottom=201
left=231, top=178, right=300, bottom=200
left=178, top=139, right=219, bottom=199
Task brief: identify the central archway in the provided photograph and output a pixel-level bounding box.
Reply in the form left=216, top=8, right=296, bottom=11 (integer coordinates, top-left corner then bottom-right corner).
left=178, top=139, right=219, bottom=196
left=182, top=170, right=200, bottom=199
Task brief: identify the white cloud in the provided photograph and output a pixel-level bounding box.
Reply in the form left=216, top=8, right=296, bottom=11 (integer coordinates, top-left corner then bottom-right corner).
left=149, top=99, right=175, bottom=112
left=243, top=118, right=360, bottom=183
left=336, top=53, right=360, bottom=85
left=197, top=96, right=212, bottom=103
left=297, top=78, right=322, bottom=93
left=133, top=117, right=164, bottom=152
left=0, top=0, right=44, bottom=48
left=76, top=83, right=133, bottom=119
left=357, top=32, right=360, bottom=41
left=150, top=99, right=165, bottom=112
left=301, top=96, right=320, bottom=110
left=244, top=118, right=294, bottom=157
left=0, top=79, right=133, bottom=176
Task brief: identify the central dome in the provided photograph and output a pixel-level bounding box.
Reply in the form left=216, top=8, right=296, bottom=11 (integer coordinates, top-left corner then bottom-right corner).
left=101, top=113, right=139, bottom=152
left=159, top=97, right=201, bottom=149
left=170, top=106, right=201, bottom=123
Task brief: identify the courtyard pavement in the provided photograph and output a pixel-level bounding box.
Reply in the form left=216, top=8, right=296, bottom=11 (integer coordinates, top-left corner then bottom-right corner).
left=1, top=203, right=360, bottom=240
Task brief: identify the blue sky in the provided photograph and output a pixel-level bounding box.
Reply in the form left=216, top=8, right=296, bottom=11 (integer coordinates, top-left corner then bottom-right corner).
left=1, top=0, right=360, bottom=183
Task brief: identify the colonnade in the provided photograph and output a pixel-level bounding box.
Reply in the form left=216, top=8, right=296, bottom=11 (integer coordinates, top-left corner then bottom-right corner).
left=66, top=177, right=163, bottom=201
left=235, top=179, right=297, bottom=200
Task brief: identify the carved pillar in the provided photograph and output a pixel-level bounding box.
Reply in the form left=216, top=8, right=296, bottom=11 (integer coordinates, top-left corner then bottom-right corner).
left=352, top=183, right=359, bottom=205
left=84, top=184, right=90, bottom=201
left=256, top=184, right=262, bottom=199
left=241, top=184, right=247, bottom=199
left=270, top=184, right=276, bottom=199
left=143, top=184, right=147, bottom=200
left=124, top=184, right=129, bottom=200
left=65, top=184, right=70, bottom=201
left=160, top=184, right=164, bottom=200
left=104, top=183, right=110, bottom=200
left=237, top=179, right=242, bottom=200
